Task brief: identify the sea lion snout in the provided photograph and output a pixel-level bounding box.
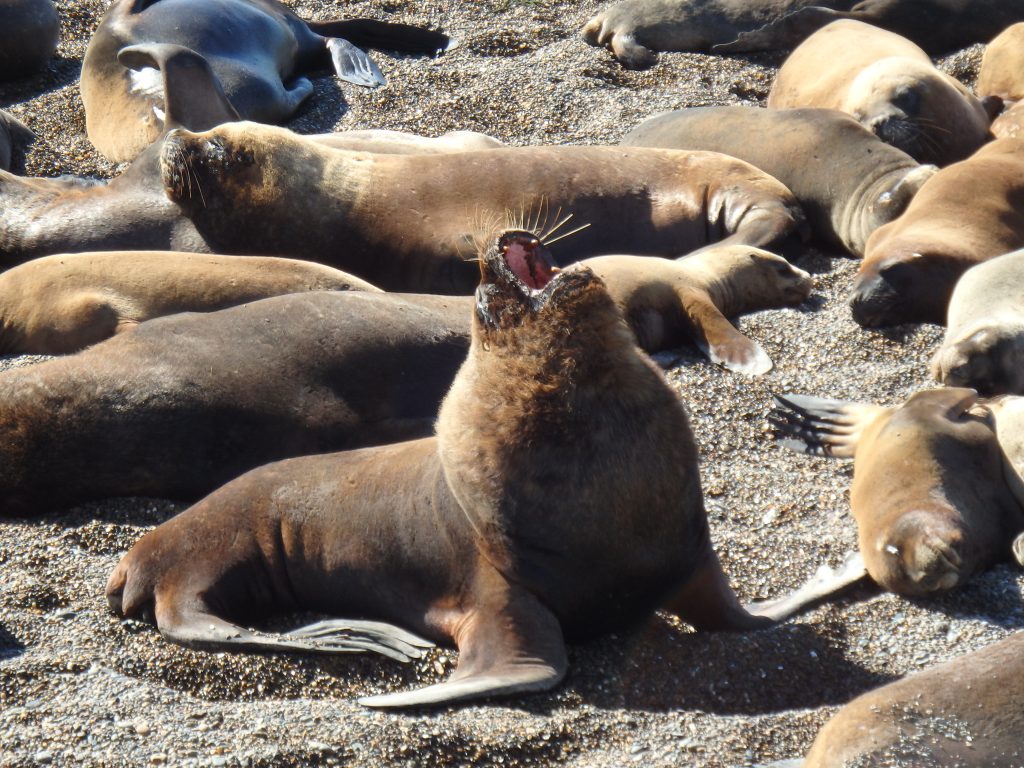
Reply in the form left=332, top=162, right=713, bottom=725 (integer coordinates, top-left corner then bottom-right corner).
left=849, top=271, right=900, bottom=327
left=160, top=127, right=256, bottom=206
left=874, top=513, right=966, bottom=594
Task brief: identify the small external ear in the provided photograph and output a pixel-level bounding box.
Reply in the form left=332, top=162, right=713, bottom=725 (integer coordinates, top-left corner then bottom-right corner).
left=981, top=95, right=1005, bottom=122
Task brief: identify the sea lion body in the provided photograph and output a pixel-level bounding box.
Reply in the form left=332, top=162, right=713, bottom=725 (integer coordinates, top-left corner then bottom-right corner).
left=767, top=20, right=992, bottom=166
left=978, top=22, right=1024, bottom=102
left=0, top=0, right=59, bottom=78
left=0, top=251, right=380, bottom=355
left=852, top=138, right=1024, bottom=327
left=312, top=129, right=505, bottom=154
left=107, top=230, right=769, bottom=709
left=804, top=632, right=1024, bottom=766
left=159, top=122, right=807, bottom=293
left=620, top=106, right=935, bottom=256
left=0, top=109, right=32, bottom=171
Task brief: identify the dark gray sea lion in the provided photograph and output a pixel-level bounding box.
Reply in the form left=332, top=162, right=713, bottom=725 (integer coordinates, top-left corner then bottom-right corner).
left=106, top=229, right=783, bottom=710
left=852, top=138, right=1024, bottom=327
left=81, top=0, right=450, bottom=162
left=767, top=20, right=993, bottom=167
left=0, top=0, right=59, bottom=78
left=158, top=121, right=807, bottom=293
left=717, top=0, right=1024, bottom=56
left=0, top=251, right=380, bottom=355
left=621, top=106, right=936, bottom=256
left=803, top=631, right=1024, bottom=766
left=0, top=109, right=33, bottom=171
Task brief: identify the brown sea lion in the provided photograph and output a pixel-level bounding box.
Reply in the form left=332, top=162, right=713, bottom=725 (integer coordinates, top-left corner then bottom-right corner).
left=157, top=121, right=807, bottom=293
left=767, top=20, right=993, bottom=167
left=0, top=0, right=59, bottom=79
left=770, top=389, right=1024, bottom=597
left=717, top=0, right=1024, bottom=56
left=852, top=138, right=1024, bottom=327
left=106, top=229, right=782, bottom=710
left=931, top=248, right=1024, bottom=394
left=620, top=106, right=936, bottom=257
left=81, top=0, right=450, bottom=162
left=0, top=109, right=32, bottom=171
left=581, top=0, right=855, bottom=68
left=0, top=251, right=380, bottom=355
left=312, top=129, right=505, bottom=154
left=803, top=631, right=1024, bottom=767
left=978, top=22, right=1024, bottom=103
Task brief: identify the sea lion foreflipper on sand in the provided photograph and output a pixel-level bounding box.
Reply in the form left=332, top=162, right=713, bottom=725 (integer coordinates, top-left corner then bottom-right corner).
left=714, top=6, right=848, bottom=53
left=746, top=552, right=870, bottom=620
left=326, top=38, right=384, bottom=89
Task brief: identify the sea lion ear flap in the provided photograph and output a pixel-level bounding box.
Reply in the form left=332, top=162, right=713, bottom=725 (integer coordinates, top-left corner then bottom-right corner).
left=768, top=393, right=888, bottom=459
left=981, top=95, right=1005, bottom=122
left=878, top=164, right=937, bottom=213
left=116, top=44, right=240, bottom=133
left=712, top=6, right=849, bottom=53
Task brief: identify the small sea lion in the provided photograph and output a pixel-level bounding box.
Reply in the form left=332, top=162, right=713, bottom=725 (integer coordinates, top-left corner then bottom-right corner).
left=0, top=109, right=33, bottom=171
left=803, top=631, right=1024, bottom=766
left=0, top=0, right=59, bottom=79
left=158, top=121, right=807, bottom=293
left=81, top=0, right=451, bottom=162
left=930, top=248, right=1024, bottom=394
left=978, top=22, right=1024, bottom=103
left=717, top=0, right=1024, bottom=56
left=620, top=106, right=936, bottom=257
left=767, top=20, right=993, bottom=167
left=852, top=137, right=1024, bottom=327
left=770, top=389, right=1024, bottom=597
left=0, top=251, right=380, bottom=355
left=106, top=229, right=781, bottom=710
left=581, top=0, right=855, bottom=68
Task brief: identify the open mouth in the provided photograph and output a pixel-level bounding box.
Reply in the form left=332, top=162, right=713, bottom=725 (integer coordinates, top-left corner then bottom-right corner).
left=475, top=229, right=565, bottom=328
left=499, top=232, right=559, bottom=292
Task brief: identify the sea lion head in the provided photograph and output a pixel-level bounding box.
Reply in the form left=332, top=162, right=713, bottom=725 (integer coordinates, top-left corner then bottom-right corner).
left=849, top=245, right=964, bottom=327
left=931, top=325, right=1024, bottom=395
left=852, top=388, right=1009, bottom=595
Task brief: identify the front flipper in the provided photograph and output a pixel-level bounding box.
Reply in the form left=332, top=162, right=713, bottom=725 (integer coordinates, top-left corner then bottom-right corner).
left=769, top=393, right=886, bottom=458
left=683, top=292, right=773, bottom=376
left=712, top=7, right=850, bottom=53
left=327, top=39, right=386, bottom=89
left=359, top=572, right=567, bottom=708
left=747, top=552, right=870, bottom=622
left=309, top=19, right=452, bottom=55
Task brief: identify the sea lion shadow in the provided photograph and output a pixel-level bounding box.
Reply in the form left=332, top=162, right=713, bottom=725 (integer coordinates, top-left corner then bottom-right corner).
left=0, top=55, right=82, bottom=103
left=0, top=620, right=26, bottom=662
left=287, top=76, right=349, bottom=133
left=561, top=616, right=894, bottom=715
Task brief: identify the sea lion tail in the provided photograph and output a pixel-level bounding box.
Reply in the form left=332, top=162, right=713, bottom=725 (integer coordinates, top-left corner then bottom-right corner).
left=307, top=19, right=453, bottom=55
left=769, top=393, right=885, bottom=458
left=713, top=7, right=851, bottom=54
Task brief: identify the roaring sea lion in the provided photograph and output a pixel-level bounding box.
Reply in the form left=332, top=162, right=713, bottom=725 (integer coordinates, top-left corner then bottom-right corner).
left=0, top=251, right=380, bottom=355
left=81, top=0, right=451, bottom=162
left=770, top=389, right=1024, bottom=597
left=803, top=631, right=1024, bottom=766
left=0, top=0, right=59, bottom=79
left=852, top=137, right=1024, bottom=327
left=581, top=0, right=855, bottom=68
left=930, top=249, right=1024, bottom=394
left=620, top=106, right=936, bottom=257
left=767, top=20, right=993, bottom=167
left=717, top=0, right=1024, bottom=56
left=0, top=109, right=33, bottom=171
left=158, top=121, right=807, bottom=293
left=106, top=229, right=785, bottom=710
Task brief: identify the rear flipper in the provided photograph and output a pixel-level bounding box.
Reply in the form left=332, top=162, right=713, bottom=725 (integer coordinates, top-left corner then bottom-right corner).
left=713, top=7, right=851, bottom=53
left=769, top=393, right=887, bottom=458
left=747, top=552, right=870, bottom=621
left=359, top=571, right=567, bottom=708
left=327, top=38, right=386, bottom=89
left=309, top=19, right=452, bottom=55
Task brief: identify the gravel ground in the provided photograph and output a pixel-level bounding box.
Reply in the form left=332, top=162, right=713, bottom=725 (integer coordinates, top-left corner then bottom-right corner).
left=1, top=1, right=1022, bottom=766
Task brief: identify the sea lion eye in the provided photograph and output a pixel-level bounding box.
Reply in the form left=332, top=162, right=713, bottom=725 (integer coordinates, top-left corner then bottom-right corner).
left=891, top=87, right=919, bottom=114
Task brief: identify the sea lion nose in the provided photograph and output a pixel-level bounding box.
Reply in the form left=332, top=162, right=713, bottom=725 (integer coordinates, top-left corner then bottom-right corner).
left=849, top=274, right=890, bottom=327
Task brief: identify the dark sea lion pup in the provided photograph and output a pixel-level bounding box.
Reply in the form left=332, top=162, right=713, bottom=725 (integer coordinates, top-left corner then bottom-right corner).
left=107, top=229, right=782, bottom=708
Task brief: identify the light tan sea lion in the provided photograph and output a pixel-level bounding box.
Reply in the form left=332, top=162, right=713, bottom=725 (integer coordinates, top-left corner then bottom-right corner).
left=803, top=631, right=1024, bottom=767
left=106, top=229, right=785, bottom=710
left=0, top=251, right=380, bottom=355
left=992, top=101, right=1024, bottom=139
left=313, top=129, right=504, bottom=154
left=768, top=20, right=993, bottom=166
left=852, top=137, right=1024, bottom=327
left=978, top=22, right=1024, bottom=102
left=0, top=0, right=59, bottom=79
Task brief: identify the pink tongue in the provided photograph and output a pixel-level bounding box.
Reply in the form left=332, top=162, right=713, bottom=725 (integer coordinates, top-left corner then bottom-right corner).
left=505, top=240, right=551, bottom=290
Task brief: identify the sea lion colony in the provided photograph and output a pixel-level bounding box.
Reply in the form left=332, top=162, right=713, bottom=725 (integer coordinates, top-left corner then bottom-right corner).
left=2, top=0, right=1024, bottom=765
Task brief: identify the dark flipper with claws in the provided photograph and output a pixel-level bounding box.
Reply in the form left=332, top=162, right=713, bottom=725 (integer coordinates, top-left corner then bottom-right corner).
left=713, top=7, right=851, bottom=54
left=747, top=552, right=871, bottom=621
left=770, top=392, right=887, bottom=459
left=308, top=19, right=452, bottom=55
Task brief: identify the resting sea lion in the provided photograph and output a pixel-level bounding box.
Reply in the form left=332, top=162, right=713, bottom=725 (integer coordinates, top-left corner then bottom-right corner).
left=0, top=0, right=59, bottom=78
left=978, top=22, right=1024, bottom=103
left=81, top=0, right=450, bottom=162
left=0, top=251, right=379, bottom=355
left=620, top=106, right=936, bottom=257
left=0, top=109, right=33, bottom=171
left=803, top=631, right=1024, bottom=766
left=312, top=129, right=504, bottom=154
left=770, top=389, right=1024, bottom=597
left=717, top=0, right=1024, bottom=56
left=767, top=20, right=993, bottom=167
left=581, top=0, right=855, bottom=68
left=158, top=121, right=807, bottom=293
left=852, top=138, right=1024, bottom=327
left=106, top=229, right=783, bottom=710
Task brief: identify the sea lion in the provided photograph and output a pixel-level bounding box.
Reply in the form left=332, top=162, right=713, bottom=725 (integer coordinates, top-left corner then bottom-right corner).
left=992, top=101, right=1024, bottom=139
left=978, top=22, right=1024, bottom=103
left=81, top=0, right=451, bottom=162
left=0, top=0, right=59, bottom=79
left=312, top=129, right=505, bottom=154
left=767, top=20, right=993, bottom=167
left=769, top=389, right=1024, bottom=597
left=930, top=248, right=1024, bottom=394
left=581, top=0, right=855, bottom=68
left=620, top=106, right=936, bottom=257
left=717, top=0, right=1024, bottom=56
left=852, top=138, right=1024, bottom=327
left=0, top=251, right=380, bottom=355
left=157, top=121, right=807, bottom=293
left=803, top=631, right=1024, bottom=767
left=0, top=109, right=33, bottom=171
left=106, top=229, right=782, bottom=710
